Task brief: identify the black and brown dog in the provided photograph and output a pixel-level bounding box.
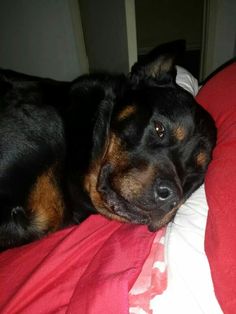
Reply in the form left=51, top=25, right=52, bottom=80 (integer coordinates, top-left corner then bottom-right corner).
left=0, top=53, right=216, bottom=250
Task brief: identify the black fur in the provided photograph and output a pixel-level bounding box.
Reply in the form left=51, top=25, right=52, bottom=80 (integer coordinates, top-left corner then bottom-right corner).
left=0, top=53, right=216, bottom=250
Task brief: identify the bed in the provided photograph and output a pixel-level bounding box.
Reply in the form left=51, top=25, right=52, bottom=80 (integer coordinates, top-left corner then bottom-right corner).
left=1, top=61, right=236, bottom=314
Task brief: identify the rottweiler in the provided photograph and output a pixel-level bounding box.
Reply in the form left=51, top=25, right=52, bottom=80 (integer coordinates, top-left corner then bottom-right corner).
left=0, top=53, right=216, bottom=250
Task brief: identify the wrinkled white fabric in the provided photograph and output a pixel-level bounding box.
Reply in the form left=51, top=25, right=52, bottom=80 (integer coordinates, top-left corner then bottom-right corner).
left=176, top=65, right=199, bottom=96
left=151, top=185, right=223, bottom=314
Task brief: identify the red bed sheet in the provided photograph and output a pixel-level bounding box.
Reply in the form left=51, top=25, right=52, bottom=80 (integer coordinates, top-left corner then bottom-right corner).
left=196, top=61, right=236, bottom=314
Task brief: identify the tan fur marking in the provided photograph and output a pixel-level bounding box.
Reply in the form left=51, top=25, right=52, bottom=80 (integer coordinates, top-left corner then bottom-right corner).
left=107, top=134, right=154, bottom=201
left=115, top=165, right=155, bottom=201
left=196, top=151, right=207, bottom=167
left=105, top=133, right=128, bottom=167
left=84, top=132, right=128, bottom=222
left=117, top=105, right=136, bottom=121
left=27, top=167, right=65, bottom=233
left=174, top=126, right=186, bottom=141
left=84, top=165, right=127, bottom=222
left=119, top=175, right=144, bottom=199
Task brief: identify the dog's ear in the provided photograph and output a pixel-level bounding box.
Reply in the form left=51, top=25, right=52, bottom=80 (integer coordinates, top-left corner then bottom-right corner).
left=130, top=53, right=176, bottom=86
left=130, top=39, right=185, bottom=85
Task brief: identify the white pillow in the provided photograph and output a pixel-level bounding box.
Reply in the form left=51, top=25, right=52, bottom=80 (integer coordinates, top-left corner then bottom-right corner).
left=176, top=65, right=199, bottom=96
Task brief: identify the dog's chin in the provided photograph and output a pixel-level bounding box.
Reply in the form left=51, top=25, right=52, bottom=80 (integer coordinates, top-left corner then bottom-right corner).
left=101, top=195, right=180, bottom=232
left=147, top=207, right=179, bottom=231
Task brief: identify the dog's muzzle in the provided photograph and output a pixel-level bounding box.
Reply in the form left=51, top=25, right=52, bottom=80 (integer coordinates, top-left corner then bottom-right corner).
left=97, top=162, right=183, bottom=231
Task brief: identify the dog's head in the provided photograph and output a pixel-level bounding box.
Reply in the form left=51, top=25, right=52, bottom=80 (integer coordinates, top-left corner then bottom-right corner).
left=85, top=54, right=216, bottom=231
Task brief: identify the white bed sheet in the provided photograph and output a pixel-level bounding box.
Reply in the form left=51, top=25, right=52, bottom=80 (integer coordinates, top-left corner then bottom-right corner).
left=151, top=184, right=223, bottom=313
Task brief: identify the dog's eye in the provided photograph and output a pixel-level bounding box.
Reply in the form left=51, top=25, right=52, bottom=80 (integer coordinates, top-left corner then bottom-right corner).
left=155, top=121, right=165, bottom=138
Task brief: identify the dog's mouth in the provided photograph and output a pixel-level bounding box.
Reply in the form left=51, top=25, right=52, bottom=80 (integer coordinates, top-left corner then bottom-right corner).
left=98, top=184, right=181, bottom=231
left=85, top=161, right=183, bottom=231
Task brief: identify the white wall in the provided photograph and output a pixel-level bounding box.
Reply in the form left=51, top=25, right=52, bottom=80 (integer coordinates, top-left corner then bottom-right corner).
left=125, top=0, right=137, bottom=71
left=0, top=0, right=88, bottom=80
left=202, top=0, right=236, bottom=79
left=80, top=0, right=137, bottom=73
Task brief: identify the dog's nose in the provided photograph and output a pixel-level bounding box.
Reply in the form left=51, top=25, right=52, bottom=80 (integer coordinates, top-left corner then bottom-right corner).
left=156, top=185, right=172, bottom=200
left=155, top=180, right=181, bottom=209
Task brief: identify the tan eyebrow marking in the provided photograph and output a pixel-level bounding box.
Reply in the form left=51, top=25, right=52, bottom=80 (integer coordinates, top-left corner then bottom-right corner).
left=174, top=126, right=186, bottom=141
left=117, top=105, right=136, bottom=121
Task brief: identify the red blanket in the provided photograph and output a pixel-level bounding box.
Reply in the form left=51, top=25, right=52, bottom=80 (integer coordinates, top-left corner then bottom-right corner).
left=197, top=62, right=236, bottom=313
left=0, top=215, right=156, bottom=314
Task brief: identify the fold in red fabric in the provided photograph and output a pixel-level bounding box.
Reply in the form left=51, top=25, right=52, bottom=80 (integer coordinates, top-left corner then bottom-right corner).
left=0, top=215, right=156, bottom=314
left=196, top=62, right=236, bottom=314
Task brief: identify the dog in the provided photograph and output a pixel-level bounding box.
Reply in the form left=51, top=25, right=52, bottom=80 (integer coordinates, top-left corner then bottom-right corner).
left=0, top=53, right=216, bottom=250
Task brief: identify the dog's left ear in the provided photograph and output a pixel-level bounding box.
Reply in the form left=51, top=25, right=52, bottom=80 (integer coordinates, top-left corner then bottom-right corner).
left=130, top=53, right=176, bottom=86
